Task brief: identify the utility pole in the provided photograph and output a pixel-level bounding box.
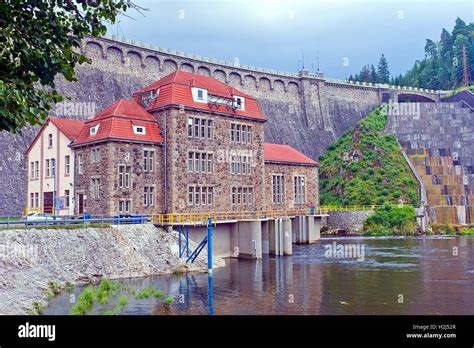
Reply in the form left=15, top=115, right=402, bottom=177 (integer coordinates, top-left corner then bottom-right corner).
left=462, top=44, right=469, bottom=86
left=301, top=48, right=305, bottom=70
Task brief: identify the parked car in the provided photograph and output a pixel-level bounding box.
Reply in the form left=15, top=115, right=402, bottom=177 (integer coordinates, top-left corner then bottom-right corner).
left=24, top=213, right=62, bottom=224
left=114, top=214, right=145, bottom=224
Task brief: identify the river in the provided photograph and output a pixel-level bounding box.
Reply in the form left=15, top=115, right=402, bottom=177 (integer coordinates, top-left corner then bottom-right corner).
left=45, top=236, right=474, bottom=315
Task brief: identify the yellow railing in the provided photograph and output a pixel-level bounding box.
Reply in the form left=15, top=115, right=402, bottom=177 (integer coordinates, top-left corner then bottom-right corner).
left=152, top=208, right=330, bottom=227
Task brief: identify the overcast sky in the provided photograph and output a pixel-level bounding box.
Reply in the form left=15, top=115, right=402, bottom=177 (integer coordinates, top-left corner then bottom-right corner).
left=107, top=0, right=473, bottom=79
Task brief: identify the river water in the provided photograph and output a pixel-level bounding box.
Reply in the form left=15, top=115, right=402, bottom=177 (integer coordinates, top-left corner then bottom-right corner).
left=45, top=236, right=474, bottom=315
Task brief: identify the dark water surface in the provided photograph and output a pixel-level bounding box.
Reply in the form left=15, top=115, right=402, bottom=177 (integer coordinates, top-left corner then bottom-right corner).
left=45, top=236, right=474, bottom=315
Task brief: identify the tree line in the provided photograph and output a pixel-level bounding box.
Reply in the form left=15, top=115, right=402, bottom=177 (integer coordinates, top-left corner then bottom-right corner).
left=348, top=17, right=473, bottom=90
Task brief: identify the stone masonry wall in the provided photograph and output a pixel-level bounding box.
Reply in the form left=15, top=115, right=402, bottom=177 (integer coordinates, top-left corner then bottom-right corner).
left=74, top=142, right=164, bottom=215
left=324, top=210, right=374, bottom=233
left=264, top=162, right=318, bottom=211
left=162, top=108, right=265, bottom=213
left=0, top=36, right=442, bottom=214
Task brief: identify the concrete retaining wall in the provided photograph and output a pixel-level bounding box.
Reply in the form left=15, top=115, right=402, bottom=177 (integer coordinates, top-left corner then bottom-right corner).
left=324, top=210, right=374, bottom=233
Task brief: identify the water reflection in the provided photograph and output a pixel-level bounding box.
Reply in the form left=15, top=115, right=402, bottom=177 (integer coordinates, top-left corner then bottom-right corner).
left=45, top=237, right=474, bottom=315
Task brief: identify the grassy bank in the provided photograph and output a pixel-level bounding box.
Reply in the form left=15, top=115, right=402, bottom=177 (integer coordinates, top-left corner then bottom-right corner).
left=319, top=106, right=420, bottom=207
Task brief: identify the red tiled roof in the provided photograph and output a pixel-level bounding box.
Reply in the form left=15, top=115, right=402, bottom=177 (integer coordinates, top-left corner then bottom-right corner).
left=264, top=143, right=318, bottom=166
left=93, top=99, right=155, bottom=121
left=49, top=117, right=84, bottom=140
left=72, top=99, right=163, bottom=146
left=134, top=71, right=266, bottom=122
left=25, top=117, right=84, bottom=155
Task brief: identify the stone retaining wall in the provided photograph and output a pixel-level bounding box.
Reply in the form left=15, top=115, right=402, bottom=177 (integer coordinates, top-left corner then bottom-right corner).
left=323, top=210, right=374, bottom=233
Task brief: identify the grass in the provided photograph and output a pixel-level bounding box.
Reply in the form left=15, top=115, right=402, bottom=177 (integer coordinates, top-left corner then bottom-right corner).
left=318, top=106, right=420, bottom=207
left=29, top=302, right=45, bottom=315
left=0, top=216, right=20, bottom=221
left=445, top=85, right=474, bottom=97
left=69, top=279, right=121, bottom=315
left=134, top=287, right=165, bottom=300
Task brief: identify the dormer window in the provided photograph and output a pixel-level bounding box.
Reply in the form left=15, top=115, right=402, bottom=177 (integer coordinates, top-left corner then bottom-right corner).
left=133, top=125, right=146, bottom=135
left=90, top=124, right=100, bottom=136
left=191, top=87, right=208, bottom=104
left=233, top=96, right=245, bottom=110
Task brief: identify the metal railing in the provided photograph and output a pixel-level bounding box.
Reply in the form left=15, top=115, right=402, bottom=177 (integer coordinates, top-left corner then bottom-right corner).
left=151, top=208, right=329, bottom=227
left=319, top=204, right=419, bottom=212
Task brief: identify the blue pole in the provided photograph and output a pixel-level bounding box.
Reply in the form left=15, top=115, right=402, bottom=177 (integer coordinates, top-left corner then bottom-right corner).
left=179, top=226, right=182, bottom=258
left=186, top=226, right=189, bottom=257
left=207, top=217, right=213, bottom=274
left=208, top=273, right=214, bottom=315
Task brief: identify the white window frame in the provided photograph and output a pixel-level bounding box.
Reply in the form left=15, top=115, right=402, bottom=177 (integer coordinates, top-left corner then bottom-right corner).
left=90, top=124, right=100, bottom=136
left=65, top=155, right=70, bottom=176
left=233, top=96, right=245, bottom=110
left=133, top=125, right=146, bottom=135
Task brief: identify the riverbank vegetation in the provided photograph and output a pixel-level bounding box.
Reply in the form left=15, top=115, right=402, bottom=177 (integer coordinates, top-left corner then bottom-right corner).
left=363, top=205, right=417, bottom=236
left=319, top=107, right=419, bottom=207
left=69, top=279, right=175, bottom=315
left=429, top=224, right=474, bottom=236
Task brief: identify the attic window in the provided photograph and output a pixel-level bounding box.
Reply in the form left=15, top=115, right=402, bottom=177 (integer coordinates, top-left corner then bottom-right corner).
left=197, top=89, right=204, bottom=100
left=133, top=125, right=146, bottom=135
left=90, top=124, right=100, bottom=136
left=233, top=96, right=245, bottom=110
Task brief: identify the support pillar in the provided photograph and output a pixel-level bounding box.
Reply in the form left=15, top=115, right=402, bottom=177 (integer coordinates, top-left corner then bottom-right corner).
left=282, top=218, right=292, bottom=255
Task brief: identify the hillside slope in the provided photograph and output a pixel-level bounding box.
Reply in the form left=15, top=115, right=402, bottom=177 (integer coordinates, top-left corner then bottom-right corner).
left=318, top=107, right=420, bottom=206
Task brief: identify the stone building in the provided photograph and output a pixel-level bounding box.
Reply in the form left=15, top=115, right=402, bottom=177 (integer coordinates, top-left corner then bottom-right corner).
left=26, top=71, right=319, bottom=216
left=25, top=117, right=84, bottom=216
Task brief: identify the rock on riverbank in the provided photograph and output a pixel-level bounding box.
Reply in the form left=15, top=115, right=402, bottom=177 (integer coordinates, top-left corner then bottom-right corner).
left=0, top=225, right=224, bottom=315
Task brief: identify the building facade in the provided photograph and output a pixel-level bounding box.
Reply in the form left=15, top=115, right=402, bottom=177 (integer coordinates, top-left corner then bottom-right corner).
left=25, top=71, right=319, bottom=216
left=25, top=117, right=84, bottom=216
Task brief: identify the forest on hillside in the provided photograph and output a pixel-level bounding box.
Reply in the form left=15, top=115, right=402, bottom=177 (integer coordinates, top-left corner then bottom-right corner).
left=349, top=17, right=474, bottom=90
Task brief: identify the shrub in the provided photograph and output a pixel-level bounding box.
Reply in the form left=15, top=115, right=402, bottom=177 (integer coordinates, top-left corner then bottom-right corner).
left=363, top=205, right=417, bottom=235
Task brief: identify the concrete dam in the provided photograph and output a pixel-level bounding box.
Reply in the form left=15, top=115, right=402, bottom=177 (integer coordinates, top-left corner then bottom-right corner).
left=0, top=35, right=445, bottom=215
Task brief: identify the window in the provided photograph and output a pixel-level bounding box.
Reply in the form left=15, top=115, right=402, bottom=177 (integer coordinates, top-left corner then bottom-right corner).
left=237, top=187, right=242, bottom=205
left=207, top=154, right=213, bottom=173
left=90, top=124, right=99, bottom=136
left=248, top=188, right=253, bottom=205
left=207, top=187, right=213, bottom=205
left=48, top=134, right=53, bottom=147
left=77, top=154, right=83, bottom=174
left=201, top=187, right=207, bottom=205
left=242, top=157, right=247, bottom=175
left=143, top=187, right=148, bottom=206
left=197, top=89, right=204, bottom=100
left=45, top=159, right=50, bottom=177
left=119, top=200, right=131, bottom=213
left=207, top=120, right=213, bottom=139
left=91, top=149, right=100, bottom=163
left=51, top=159, right=56, bottom=177
left=201, top=153, right=206, bottom=173
left=236, top=124, right=241, bottom=142
left=35, top=193, right=39, bottom=207
left=195, top=186, right=200, bottom=206
left=65, top=190, right=70, bottom=208
left=194, top=118, right=199, bottom=138
left=232, top=187, right=236, bottom=205
left=294, top=176, right=306, bottom=204
left=30, top=162, right=34, bottom=180
left=242, top=187, right=247, bottom=205
left=143, top=150, right=154, bottom=173
left=236, top=156, right=241, bottom=175
left=65, top=155, right=70, bottom=175
left=149, top=187, right=154, bottom=207
left=35, top=161, right=39, bottom=179
left=194, top=152, right=199, bottom=173
left=188, top=152, right=194, bottom=172
left=273, top=175, right=285, bottom=204
left=133, top=125, right=146, bottom=135
left=187, top=117, right=193, bottom=137
left=118, top=165, right=131, bottom=188
left=200, top=119, right=206, bottom=139
left=247, top=126, right=252, bottom=143
left=30, top=193, right=34, bottom=208
left=188, top=186, right=194, bottom=205
left=231, top=124, right=235, bottom=142
left=231, top=155, right=236, bottom=174
left=91, top=178, right=100, bottom=199
left=234, top=96, right=245, bottom=110
left=241, top=125, right=246, bottom=143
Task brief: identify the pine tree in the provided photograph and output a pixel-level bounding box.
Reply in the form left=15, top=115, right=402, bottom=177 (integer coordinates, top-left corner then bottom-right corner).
left=377, top=54, right=390, bottom=84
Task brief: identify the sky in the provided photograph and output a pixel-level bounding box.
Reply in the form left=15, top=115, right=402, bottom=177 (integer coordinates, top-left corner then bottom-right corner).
left=107, top=0, right=474, bottom=79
